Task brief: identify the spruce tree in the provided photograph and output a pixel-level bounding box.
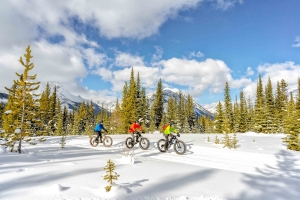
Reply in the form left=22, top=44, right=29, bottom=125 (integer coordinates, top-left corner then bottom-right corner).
left=78, top=102, right=87, bottom=134
left=127, top=68, right=137, bottom=124
left=214, top=101, right=224, bottom=133
left=39, top=82, right=51, bottom=132
left=152, top=78, right=164, bottom=129
left=2, top=84, right=18, bottom=135
left=239, top=90, right=247, bottom=133
left=223, top=82, right=234, bottom=133
left=233, top=95, right=240, bottom=133
left=3, top=45, right=43, bottom=153
left=199, top=115, right=206, bottom=133
left=253, top=74, right=264, bottom=133
left=120, top=82, right=131, bottom=132
left=0, top=103, right=4, bottom=130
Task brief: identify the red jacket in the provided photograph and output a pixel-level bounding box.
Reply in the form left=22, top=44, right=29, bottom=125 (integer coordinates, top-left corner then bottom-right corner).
left=129, top=123, right=142, bottom=133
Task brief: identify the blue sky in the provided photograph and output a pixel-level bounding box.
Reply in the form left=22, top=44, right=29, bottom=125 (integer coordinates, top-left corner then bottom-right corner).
left=0, top=0, right=300, bottom=111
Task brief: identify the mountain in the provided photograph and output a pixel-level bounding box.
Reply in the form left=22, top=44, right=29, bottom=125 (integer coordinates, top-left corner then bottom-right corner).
left=0, top=82, right=105, bottom=113
left=148, top=88, right=214, bottom=119
left=0, top=93, right=8, bottom=104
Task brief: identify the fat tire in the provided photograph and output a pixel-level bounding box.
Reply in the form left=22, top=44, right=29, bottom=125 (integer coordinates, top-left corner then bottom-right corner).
left=157, top=139, right=167, bottom=152
left=139, top=138, right=150, bottom=150
left=173, top=140, right=186, bottom=155
left=90, top=136, right=99, bottom=147
left=125, top=137, right=134, bottom=149
left=102, top=136, right=113, bottom=147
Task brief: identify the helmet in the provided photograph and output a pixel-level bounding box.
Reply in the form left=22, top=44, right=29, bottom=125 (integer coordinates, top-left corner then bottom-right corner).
left=170, top=121, right=174, bottom=126
left=99, top=120, right=103, bottom=125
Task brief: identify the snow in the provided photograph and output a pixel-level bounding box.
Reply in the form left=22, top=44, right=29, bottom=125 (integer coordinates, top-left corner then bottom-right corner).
left=4, top=110, right=12, bottom=114
left=0, top=133, right=300, bottom=200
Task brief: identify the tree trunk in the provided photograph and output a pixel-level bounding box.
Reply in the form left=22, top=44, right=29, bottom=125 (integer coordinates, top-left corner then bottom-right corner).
left=18, top=83, right=26, bottom=153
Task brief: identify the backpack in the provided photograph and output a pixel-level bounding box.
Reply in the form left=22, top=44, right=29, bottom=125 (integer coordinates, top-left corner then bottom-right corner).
left=162, top=124, right=170, bottom=132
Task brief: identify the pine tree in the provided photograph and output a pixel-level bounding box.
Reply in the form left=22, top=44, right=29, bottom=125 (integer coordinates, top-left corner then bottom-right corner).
left=2, top=84, right=18, bottom=135
left=199, top=115, right=206, bottom=133
left=0, top=103, right=4, bottom=130
left=127, top=68, right=137, bottom=124
left=39, top=82, right=51, bottom=132
left=55, top=111, right=63, bottom=136
left=120, top=82, right=131, bottom=132
left=233, top=95, right=240, bottom=133
left=223, top=82, right=234, bottom=133
left=239, top=90, right=247, bottom=133
left=3, top=45, right=43, bottom=153
left=246, top=96, right=254, bottom=132
left=72, top=111, right=80, bottom=135
left=263, top=78, right=275, bottom=133
left=152, top=78, right=164, bottom=129
left=78, top=102, right=87, bottom=134
left=253, top=74, right=264, bottom=133
left=186, top=95, right=196, bottom=132
left=110, top=98, right=122, bottom=134
left=214, top=101, right=224, bottom=133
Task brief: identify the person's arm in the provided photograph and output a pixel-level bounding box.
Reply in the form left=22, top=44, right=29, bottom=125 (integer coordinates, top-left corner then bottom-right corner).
left=171, top=127, right=178, bottom=133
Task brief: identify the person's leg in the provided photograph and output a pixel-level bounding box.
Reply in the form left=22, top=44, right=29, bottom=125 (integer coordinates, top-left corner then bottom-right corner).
left=99, top=131, right=103, bottom=143
left=95, top=131, right=100, bottom=141
left=164, top=134, right=169, bottom=150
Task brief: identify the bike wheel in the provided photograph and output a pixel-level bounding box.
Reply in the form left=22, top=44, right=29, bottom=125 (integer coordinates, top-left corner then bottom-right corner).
left=139, top=138, right=150, bottom=150
left=103, top=136, right=113, bottom=147
left=157, top=139, right=167, bottom=152
left=125, top=137, right=134, bottom=149
left=90, top=136, right=99, bottom=147
left=173, top=140, right=186, bottom=155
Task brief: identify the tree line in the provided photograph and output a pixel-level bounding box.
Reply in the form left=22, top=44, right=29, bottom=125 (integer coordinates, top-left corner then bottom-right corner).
left=0, top=45, right=298, bottom=152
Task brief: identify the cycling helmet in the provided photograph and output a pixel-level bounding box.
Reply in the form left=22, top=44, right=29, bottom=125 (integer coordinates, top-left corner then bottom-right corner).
left=170, top=121, right=175, bottom=126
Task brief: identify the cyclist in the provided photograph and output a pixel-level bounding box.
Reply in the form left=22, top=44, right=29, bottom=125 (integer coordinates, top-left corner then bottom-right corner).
left=163, top=121, right=179, bottom=149
left=129, top=119, right=143, bottom=142
left=94, top=120, right=108, bottom=143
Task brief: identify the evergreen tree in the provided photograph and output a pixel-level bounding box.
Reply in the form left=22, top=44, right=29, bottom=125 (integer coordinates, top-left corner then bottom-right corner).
left=110, top=98, right=122, bottom=134
left=55, top=111, right=63, bottom=136
left=3, top=45, right=43, bottom=153
left=239, top=90, right=247, bottom=133
left=186, top=95, right=196, bottom=131
left=120, top=82, right=131, bottom=132
left=78, top=102, right=87, bottom=134
left=0, top=103, right=4, bottom=130
left=2, top=84, right=18, bottom=135
left=127, top=68, right=137, bottom=124
left=152, top=78, right=164, bottom=129
left=214, top=101, right=224, bottom=133
left=233, top=95, right=240, bottom=133
left=246, top=96, right=254, bottom=132
left=199, top=115, right=206, bottom=133
left=264, top=78, right=276, bottom=133
left=253, top=74, right=264, bottom=132
left=223, top=82, right=234, bottom=133
left=39, top=82, right=51, bottom=131
left=48, top=86, right=57, bottom=134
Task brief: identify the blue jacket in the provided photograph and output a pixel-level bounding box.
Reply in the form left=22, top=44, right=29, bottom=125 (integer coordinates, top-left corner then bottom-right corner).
left=94, top=123, right=107, bottom=132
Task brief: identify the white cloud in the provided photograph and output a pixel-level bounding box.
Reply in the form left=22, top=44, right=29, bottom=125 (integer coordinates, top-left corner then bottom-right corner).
left=189, top=51, right=204, bottom=58
left=114, top=52, right=145, bottom=67
left=243, top=61, right=300, bottom=101
left=92, top=67, right=113, bottom=81
left=151, top=46, right=164, bottom=62
left=246, top=67, right=254, bottom=76
left=82, top=48, right=107, bottom=69
left=4, top=0, right=202, bottom=40
left=158, top=58, right=250, bottom=96
left=292, top=36, right=300, bottom=47
left=111, top=66, right=160, bottom=92
left=211, top=0, right=243, bottom=10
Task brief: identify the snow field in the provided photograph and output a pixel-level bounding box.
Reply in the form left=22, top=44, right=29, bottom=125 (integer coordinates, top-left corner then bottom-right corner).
left=0, top=133, right=300, bottom=200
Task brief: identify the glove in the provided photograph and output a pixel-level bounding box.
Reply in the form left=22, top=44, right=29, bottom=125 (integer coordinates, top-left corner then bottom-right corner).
left=177, top=133, right=180, bottom=137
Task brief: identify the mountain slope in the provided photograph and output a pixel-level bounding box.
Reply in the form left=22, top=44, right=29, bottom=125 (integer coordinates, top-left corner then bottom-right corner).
left=148, top=88, right=214, bottom=119
left=0, top=82, right=105, bottom=113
